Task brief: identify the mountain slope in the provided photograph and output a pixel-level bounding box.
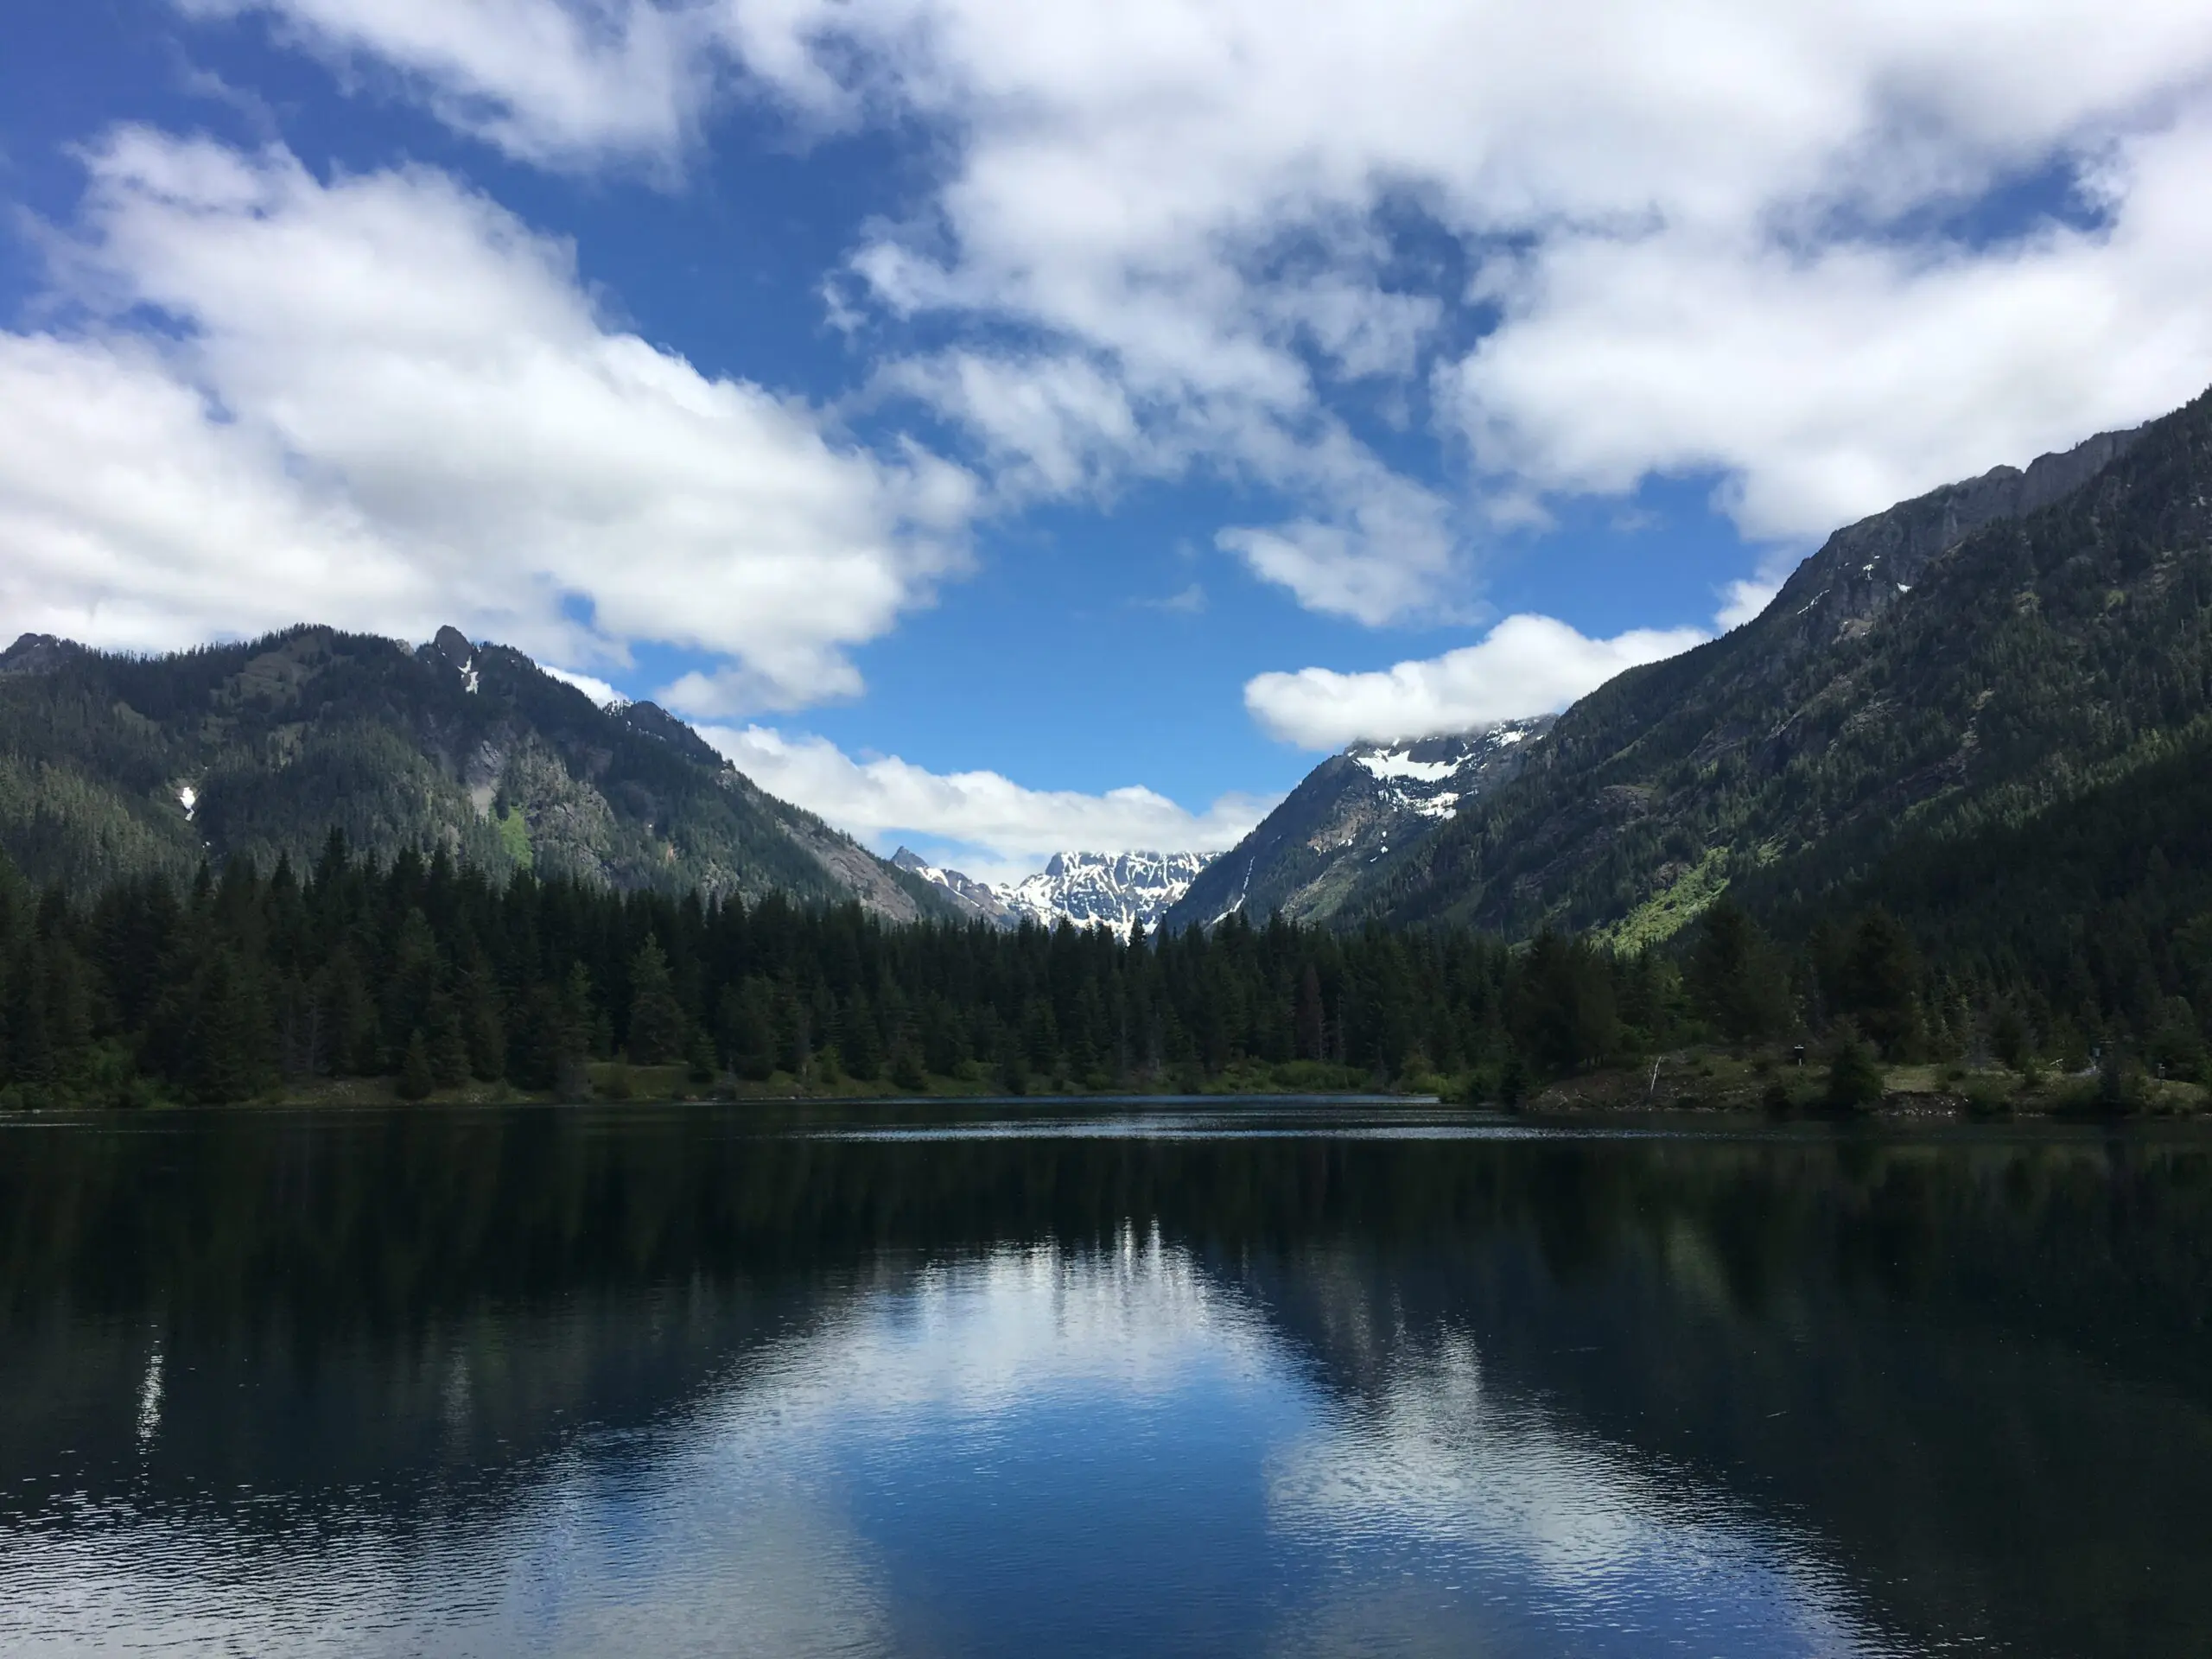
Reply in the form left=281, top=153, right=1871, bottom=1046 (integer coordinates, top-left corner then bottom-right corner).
left=0, top=623, right=950, bottom=919
left=1164, top=720, right=1552, bottom=931
left=890, top=848, right=1014, bottom=925
left=1351, top=400, right=2203, bottom=941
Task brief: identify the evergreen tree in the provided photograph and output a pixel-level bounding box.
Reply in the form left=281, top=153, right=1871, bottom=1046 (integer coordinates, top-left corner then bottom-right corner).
left=1825, top=1034, right=1884, bottom=1112
left=397, top=1029, right=435, bottom=1101
left=1686, top=899, right=1792, bottom=1045
left=838, top=988, right=882, bottom=1080
left=1295, top=965, right=1325, bottom=1062
left=626, top=936, right=688, bottom=1065
left=718, top=979, right=776, bottom=1081
left=182, top=946, right=274, bottom=1104
left=1835, top=910, right=1925, bottom=1059
left=425, top=991, right=470, bottom=1087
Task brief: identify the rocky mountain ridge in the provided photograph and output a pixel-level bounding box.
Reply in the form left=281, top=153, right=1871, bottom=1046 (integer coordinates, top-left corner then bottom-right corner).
left=893, top=847, right=1213, bottom=937
left=0, top=623, right=952, bottom=921
left=1161, top=718, right=1553, bottom=931
left=1341, top=398, right=2205, bottom=942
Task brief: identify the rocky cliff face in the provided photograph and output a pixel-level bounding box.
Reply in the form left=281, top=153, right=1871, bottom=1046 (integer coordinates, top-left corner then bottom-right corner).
left=1758, top=424, right=2144, bottom=656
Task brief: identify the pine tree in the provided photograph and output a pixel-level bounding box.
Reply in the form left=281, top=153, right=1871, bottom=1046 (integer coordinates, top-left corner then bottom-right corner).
left=1295, top=965, right=1325, bottom=1062
left=718, top=979, right=776, bottom=1080
left=838, top=988, right=882, bottom=1080
left=1837, top=910, right=1924, bottom=1059
left=426, top=991, right=470, bottom=1087
left=626, top=936, right=688, bottom=1065
left=397, top=1028, right=435, bottom=1101
left=1686, top=899, right=1792, bottom=1045
left=184, top=946, right=274, bottom=1104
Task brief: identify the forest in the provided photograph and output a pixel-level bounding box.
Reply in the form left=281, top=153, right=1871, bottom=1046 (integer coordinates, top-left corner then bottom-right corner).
left=3, top=826, right=2208, bottom=1112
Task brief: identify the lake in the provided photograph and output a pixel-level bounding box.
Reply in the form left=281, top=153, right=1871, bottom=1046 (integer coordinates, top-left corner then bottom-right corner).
left=3, top=1099, right=2211, bottom=1656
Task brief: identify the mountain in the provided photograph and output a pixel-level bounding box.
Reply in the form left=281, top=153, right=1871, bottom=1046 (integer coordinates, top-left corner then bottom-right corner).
left=1163, top=719, right=1553, bottom=931
left=0, top=622, right=953, bottom=920
left=893, top=847, right=1212, bottom=937
left=1344, top=398, right=2203, bottom=944
left=890, top=848, right=1014, bottom=925
left=1004, top=851, right=1212, bottom=936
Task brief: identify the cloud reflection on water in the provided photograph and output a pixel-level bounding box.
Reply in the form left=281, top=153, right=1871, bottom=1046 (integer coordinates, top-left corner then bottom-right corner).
left=4, top=1226, right=1897, bottom=1656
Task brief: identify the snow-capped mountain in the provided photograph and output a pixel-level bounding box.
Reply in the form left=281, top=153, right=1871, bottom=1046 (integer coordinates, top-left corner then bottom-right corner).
left=1344, top=721, right=1549, bottom=820
left=1162, top=717, right=1554, bottom=931
left=890, top=848, right=1015, bottom=925
left=892, top=848, right=1213, bottom=938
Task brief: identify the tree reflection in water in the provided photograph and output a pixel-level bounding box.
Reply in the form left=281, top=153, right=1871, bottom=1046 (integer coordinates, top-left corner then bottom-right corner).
left=3, top=1103, right=2210, bottom=1656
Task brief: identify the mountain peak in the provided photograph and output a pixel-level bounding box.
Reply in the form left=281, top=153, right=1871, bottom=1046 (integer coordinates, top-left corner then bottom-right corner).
left=893, top=848, right=1215, bottom=938
left=0, top=633, right=85, bottom=677
left=1160, top=716, right=1554, bottom=931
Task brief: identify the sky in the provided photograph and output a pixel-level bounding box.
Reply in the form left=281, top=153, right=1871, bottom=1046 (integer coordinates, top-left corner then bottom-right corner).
left=4, top=0, right=2212, bottom=885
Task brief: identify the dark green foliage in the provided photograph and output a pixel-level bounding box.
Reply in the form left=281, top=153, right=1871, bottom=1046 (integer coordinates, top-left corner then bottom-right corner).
left=717, top=979, right=776, bottom=1080
left=1360, top=390, right=2212, bottom=951
left=685, top=1029, right=719, bottom=1086
left=179, top=946, right=274, bottom=1104
left=397, top=1031, right=435, bottom=1101
left=7, top=741, right=2209, bottom=1109
left=1832, top=911, right=1925, bottom=1060
left=625, top=937, right=688, bottom=1065
left=1510, top=932, right=1619, bottom=1072
left=0, top=836, right=1665, bottom=1103
left=1686, top=899, right=1794, bottom=1044
left=1989, top=1001, right=2031, bottom=1071
left=1826, top=1036, right=1885, bottom=1111
left=0, top=625, right=946, bottom=918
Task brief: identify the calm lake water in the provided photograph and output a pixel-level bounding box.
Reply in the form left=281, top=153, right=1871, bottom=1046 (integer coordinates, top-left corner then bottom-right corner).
left=4, top=1099, right=2212, bottom=1656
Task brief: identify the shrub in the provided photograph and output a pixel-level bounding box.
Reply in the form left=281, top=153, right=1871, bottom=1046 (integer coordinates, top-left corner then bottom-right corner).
left=1825, top=1036, right=1884, bottom=1112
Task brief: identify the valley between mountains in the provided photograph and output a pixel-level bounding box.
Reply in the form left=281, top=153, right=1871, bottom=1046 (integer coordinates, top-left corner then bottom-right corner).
left=3, top=384, right=2212, bottom=1112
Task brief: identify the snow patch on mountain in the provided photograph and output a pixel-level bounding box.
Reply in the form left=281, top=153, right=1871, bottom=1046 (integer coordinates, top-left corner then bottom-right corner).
left=1346, top=719, right=1551, bottom=821
left=1352, top=750, right=1461, bottom=785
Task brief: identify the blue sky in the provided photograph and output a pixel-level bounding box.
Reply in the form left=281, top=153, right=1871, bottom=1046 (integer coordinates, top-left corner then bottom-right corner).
left=4, top=0, right=2210, bottom=881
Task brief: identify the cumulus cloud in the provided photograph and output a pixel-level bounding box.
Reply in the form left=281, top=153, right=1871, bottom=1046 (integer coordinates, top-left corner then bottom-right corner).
left=0, top=128, right=972, bottom=707
left=194, top=0, right=2212, bottom=629
left=538, top=663, right=627, bottom=707
left=177, top=0, right=711, bottom=168
left=698, top=724, right=1273, bottom=879
left=1244, top=614, right=1707, bottom=751
left=1444, top=112, right=2212, bottom=540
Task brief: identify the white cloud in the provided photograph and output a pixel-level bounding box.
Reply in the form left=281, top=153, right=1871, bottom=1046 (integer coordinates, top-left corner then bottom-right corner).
left=1244, top=613, right=1707, bottom=751
left=538, top=663, right=627, bottom=707
left=1444, top=112, right=2212, bottom=541
left=698, top=724, right=1273, bottom=878
left=167, top=1, right=2212, bottom=620
left=203, top=0, right=2212, bottom=619
left=0, top=331, right=435, bottom=652
left=178, top=0, right=710, bottom=168
left=0, top=129, right=972, bottom=708
left=1713, top=556, right=1797, bottom=632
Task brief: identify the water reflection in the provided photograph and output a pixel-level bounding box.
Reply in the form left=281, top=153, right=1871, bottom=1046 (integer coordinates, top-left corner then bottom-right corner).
left=3, top=1105, right=2211, bottom=1655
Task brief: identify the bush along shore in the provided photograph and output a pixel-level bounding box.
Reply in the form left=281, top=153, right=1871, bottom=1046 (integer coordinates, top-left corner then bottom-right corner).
left=0, top=832, right=2206, bottom=1115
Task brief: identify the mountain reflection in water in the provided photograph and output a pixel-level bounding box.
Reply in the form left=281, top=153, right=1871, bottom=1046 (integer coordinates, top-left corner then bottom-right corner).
left=3, top=1101, right=2210, bottom=1656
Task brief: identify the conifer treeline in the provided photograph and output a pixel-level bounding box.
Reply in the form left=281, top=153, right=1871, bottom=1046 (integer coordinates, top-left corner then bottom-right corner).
left=0, top=830, right=2206, bottom=1109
